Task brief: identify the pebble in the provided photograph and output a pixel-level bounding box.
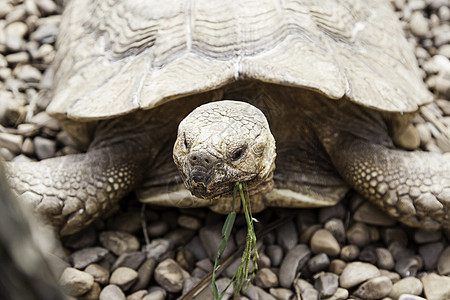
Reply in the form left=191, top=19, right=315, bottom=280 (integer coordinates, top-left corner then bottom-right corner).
left=318, top=203, right=346, bottom=223
left=70, top=247, right=109, bottom=269
left=0, top=132, right=23, bottom=153
left=154, top=258, right=188, bottom=293
left=346, top=222, right=371, bottom=247
left=329, top=259, right=346, bottom=275
left=177, top=215, right=201, bottom=230
left=437, top=245, right=450, bottom=275
left=99, top=231, right=140, bottom=256
left=106, top=211, right=142, bottom=233
left=324, top=218, right=346, bottom=243
left=294, top=278, right=319, bottom=300
left=185, top=236, right=207, bottom=261
left=254, top=268, right=279, bottom=288
left=143, top=288, right=166, bottom=300
left=80, top=281, right=101, bottom=300
left=276, top=219, right=298, bottom=251
left=390, top=277, right=423, bottom=300
left=420, top=243, right=443, bottom=272
left=59, top=267, right=94, bottom=297
left=310, top=229, right=340, bottom=256
left=199, top=224, right=236, bottom=261
left=244, top=284, right=277, bottom=300
left=111, top=251, right=146, bottom=271
left=398, top=295, right=427, bottom=300
left=130, top=258, right=157, bottom=293
left=142, top=238, right=171, bottom=260
left=410, top=11, right=429, bottom=36
left=265, top=244, right=283, bottom=267
left=269, top=288, right=294, bottom=300
left=353, top=202, right=397, bottom=226
left=110, top=267, right=138, bottom=291
left=353, top=276, right=393, bottom=299
left=421, top=273, right=450, bottom=300
left=33, top=136, right=57, bottom=159
left=339, top=262, right=380, bottom=289
left=127, top=290, right=148, bottom=300
left=147, top=220, right=169, bottom=237
left=85, top=264, right=110, bottom=286
left=340, top=244, right=360, bottom=261
left=279, top=244, right=311, bottom=288
left=395, top=256, right=420, bottom=277
left=308, top=253, right=330, bottom=273
left=325, top=287, right=349, bottom=300
left=314, top=272, right=338, bottom=298
left=376, top=247, right=395, bottom=270
left=99, top=284, right=126, bottom=300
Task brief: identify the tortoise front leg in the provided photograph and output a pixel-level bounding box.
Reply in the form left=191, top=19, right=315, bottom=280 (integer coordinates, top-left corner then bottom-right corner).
left=5, top=145, right=145, bottom=236
left=325, top=133, right=450, bottom=231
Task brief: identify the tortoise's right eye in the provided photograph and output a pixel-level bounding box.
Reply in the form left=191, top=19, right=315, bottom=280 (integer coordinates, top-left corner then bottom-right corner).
left=183, top=134, right=189, bottom=150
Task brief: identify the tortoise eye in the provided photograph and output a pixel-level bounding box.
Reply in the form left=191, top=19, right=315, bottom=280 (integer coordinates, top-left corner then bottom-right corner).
left=183, top=134, right=189, bottom=150
left=231, top=146, right=246, bottom=161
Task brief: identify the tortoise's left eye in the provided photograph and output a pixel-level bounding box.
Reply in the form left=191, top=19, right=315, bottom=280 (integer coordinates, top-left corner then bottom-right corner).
left=231, top=146, right=246, bottom=161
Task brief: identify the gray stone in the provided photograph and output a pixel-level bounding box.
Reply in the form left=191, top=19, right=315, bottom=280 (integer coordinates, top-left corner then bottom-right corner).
left=419, top=242, right=444, bottom=271
left=110, top=267, right=138, bottom=292
left=185, top=236, right=208, bottom=261
left=33, top=136, right=56, bottom=159
left=324, top=288, right=349, bottom=300
left=111, top=251, right=146, bottom=271
left=269, top=288, right=294, bottom=300
left=276, top=219, right=298, bottom=251
left=410, top=11, right=429, bottom=36
left=318, top=203, right=346, bottom=223
left=0, top=132, right=23, bottom=153
left=353, top=202, right=396, bottom=226
left=310, top=229, right=340, bottom=256
left=279, top=244, right=311, bottom=288
left=438, top=245, right=450, bottom=275
left=130, top=258, right=157, bottom=293
left=294, top=278, right=318, bottom=300
left=126, top=290, right=148, bottom=300
left=85, top=264, right=110, bottom=286
left=79, top=282, right=101, bottom=300
left=254, top=268, right=279, bottom=289
left=329, top=259, right=346, bottom=275
left=142, top=238, right=171, bottom=260
left=154, top=258, right=189, bottom=293
left=376, top=247, right=395, bottom=270
left=266, top=244, right=283, bottom=267
left=339, top=262, right=380, bottom=289
left=353, top=276, right=393, bottom=300
left=414, top=229, right=442, bottom=244
left=146, top=220, right=169, bottom=237
left=70, top=247, right=109, bottom=269
left=59, top=267, right=94, bottom=297
left=164, top=228, right=196, bottom=247
left=5, top=52, right=29, bottom=64
left=199, top=224, right=236, bottom=261
left=307, top=253, right=330, bottom=273
left=13, top=64, right=41, bottom=82
left=177, top=214, right=202, bottom=230
left=324, top=218, right=346, bottom=243
left=99, top=231, right=140, bottom=256
left=314, top=272, right=338, bottom=298
left=244, top=284, right=277, bottom=300
left=106, top=211, right=142, bottom=233
left=142, top=288, right=166, bottom=300
left=346, top=222, right=371, bottom=248
left=398, top=295, right=427, bottom=300
left=99, top=284, right=126, bottom=300
left=395, top=256, right=420, bottom=277
left=390, top=277, right=423, bottom=300
left=30, top=22, right=59, bottom=43
left=421, top=273, right=450, bottom=300
left=340, top=244, right=360, bottom=262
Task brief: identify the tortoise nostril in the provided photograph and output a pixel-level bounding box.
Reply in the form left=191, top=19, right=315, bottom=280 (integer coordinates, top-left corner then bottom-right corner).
left=189, top=151, right=216, bottom=168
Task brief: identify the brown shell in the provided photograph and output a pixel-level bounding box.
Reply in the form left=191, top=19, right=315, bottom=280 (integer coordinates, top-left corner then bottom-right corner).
left=47, top=0, right=432, bottom=122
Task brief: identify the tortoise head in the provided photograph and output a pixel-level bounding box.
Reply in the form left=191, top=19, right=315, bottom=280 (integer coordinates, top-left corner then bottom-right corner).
left=173, top=100, right=276, bottom=199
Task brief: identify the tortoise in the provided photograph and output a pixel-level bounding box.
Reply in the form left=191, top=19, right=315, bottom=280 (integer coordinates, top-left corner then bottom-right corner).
left=6, top=0, right=450, bottom=236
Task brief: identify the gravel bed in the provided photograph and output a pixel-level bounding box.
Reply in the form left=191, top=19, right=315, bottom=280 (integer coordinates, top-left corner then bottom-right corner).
left=1, top=0, right=450, bottom=299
